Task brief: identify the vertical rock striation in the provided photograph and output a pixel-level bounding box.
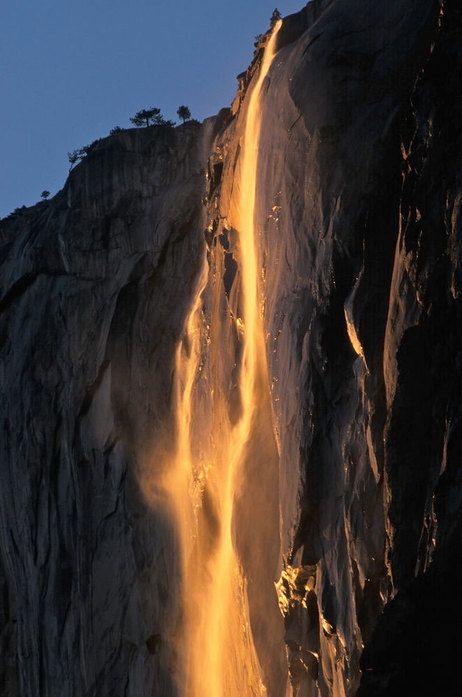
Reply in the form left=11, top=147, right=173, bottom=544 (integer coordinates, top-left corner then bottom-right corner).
left=0, top=1, right=460, bottom=696
left=0, top=122, right=215, bottom=697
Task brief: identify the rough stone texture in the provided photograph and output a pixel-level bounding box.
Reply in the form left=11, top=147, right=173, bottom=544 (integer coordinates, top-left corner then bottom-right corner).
left=1, top=1, right=460, bottom=696
left=0, top=121, right=215, bottom=697
left=357, top=2, right=462, bottom=695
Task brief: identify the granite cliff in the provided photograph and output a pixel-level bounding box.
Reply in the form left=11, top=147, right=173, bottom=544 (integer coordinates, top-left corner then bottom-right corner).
left=1, top=1, right=461, bottom=696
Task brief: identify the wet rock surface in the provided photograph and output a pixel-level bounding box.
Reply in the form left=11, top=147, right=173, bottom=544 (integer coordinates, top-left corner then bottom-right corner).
left=1, top=1, right=461, bottom=695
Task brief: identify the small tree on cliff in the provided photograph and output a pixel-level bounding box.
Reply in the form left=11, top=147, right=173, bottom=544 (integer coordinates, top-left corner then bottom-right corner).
left=271, top=8, right=281, bottom=26
left=177, top=105, right=191, bottom=123
left=67, top=149, right=81, bottom=170
left=67, top=144, right=92, bottom=171
left=130, top=107, right=163, bottom=127
left=41, top=190, right=50, bottom=200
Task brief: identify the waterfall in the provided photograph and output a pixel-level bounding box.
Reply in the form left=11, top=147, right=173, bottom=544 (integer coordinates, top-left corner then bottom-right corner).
left=158, top=21, right=283, bottom=697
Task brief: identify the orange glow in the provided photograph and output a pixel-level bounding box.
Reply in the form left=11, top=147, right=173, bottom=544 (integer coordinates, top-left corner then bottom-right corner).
left=156, top=21, right=283, bottom=697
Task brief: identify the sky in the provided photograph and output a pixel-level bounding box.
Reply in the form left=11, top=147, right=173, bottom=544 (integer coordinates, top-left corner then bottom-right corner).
left=0, top=0, right=306, bottom=217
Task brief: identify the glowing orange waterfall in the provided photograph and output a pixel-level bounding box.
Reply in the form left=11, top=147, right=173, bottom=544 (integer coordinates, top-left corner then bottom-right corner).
left=159, top=21, right=282, bottom=697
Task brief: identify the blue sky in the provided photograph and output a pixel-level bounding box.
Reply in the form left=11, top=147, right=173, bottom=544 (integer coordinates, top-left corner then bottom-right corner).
left=0, top=0, right=305, bottom=217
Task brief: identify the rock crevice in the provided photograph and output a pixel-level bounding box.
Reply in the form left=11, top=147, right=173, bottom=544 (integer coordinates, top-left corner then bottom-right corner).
left=1, top=2, right=460, bottom=696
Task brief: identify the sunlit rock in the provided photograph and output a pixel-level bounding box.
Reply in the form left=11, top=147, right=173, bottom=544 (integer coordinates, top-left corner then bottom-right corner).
left=1, top=1, right=461, bottom=696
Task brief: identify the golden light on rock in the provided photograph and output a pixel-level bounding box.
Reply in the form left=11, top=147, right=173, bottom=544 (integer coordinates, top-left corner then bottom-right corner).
left=153, top=21, right=283, bottom=697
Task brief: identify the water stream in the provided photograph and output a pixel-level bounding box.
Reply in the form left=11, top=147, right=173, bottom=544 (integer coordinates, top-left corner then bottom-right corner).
left=160, top=22, right=283, bottom=697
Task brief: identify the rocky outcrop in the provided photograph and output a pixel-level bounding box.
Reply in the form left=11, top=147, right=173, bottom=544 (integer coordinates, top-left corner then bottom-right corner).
left=357, top=2, right=462, bottom=694
left=1, top=1, right=460, bottom=696
left=0, top=122, right=215, bottom=697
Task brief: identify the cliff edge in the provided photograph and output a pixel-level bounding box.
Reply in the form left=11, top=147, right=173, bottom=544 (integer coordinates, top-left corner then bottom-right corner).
left=1, top=1, right=461, bottom=696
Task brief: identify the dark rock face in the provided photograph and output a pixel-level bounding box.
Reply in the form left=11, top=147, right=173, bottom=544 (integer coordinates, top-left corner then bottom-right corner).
left=1, top=1, right=460, bottom=696
left=0, top=122, right=213, bottom=697
left=357, top=2, right=462, bottom=695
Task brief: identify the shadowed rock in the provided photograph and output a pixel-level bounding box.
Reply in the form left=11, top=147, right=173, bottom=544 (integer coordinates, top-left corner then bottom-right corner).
left=1, top=1, right=461, bottom=695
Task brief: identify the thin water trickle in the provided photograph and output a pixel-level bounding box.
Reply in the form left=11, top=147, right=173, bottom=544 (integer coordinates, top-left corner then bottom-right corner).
left=158, top=21, right=283, bottom=697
